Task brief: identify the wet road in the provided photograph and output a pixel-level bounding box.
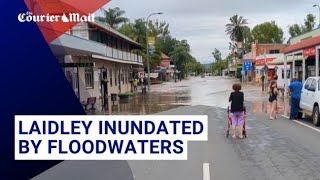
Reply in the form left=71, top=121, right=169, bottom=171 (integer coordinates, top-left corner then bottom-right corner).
left=32, top=76, right=320, bottom=180
left=106, top=76, right=289, bottom=115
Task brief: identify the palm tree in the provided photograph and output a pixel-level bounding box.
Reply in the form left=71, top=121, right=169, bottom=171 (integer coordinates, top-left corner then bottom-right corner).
left=225, top=15, right=249, bottom=43
left=169, top=43, right=190, bottom=81
left=95, top=7, right=129, bottom=29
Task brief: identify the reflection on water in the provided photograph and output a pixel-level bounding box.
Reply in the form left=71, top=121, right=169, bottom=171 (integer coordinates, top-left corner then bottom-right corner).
left=94, top=77, right=291, bottom=116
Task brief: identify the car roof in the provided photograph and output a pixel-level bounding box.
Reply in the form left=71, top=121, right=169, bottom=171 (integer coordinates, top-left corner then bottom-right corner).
left=306, top=77, right=320, bottom=81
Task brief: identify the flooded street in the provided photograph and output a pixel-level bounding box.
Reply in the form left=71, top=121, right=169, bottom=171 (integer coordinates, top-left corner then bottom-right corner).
left=106, top=76, right=290, bottom=117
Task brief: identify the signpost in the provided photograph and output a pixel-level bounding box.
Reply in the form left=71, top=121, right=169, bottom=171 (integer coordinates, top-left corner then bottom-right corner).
left=242, top=61, right=252, bottom=83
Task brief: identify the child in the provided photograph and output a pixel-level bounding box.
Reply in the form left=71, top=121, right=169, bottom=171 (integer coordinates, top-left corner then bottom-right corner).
left=268, top=81, right=278, bottom=120
left=229, top=83, right=245, bottom=139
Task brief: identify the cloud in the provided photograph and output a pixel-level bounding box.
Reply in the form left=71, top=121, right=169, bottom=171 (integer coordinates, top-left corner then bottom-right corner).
left=104, top=0, right=319, bottom=63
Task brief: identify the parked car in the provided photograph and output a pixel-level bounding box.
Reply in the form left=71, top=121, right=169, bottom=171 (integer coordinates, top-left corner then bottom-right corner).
left=300, top=77, right=320, bottom=126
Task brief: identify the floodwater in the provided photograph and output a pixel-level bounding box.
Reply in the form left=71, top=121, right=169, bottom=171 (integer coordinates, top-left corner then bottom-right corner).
left=99, top=76, right=290, bottom=116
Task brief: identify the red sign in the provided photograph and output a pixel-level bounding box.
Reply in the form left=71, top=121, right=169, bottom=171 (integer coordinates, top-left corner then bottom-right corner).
left=255, top=58, right=275, bottom=66
left=303, top=47, right=316, bottom=57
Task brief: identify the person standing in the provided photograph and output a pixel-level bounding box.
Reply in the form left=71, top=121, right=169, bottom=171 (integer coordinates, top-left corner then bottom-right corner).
left=133, top=79, right=138, bottom=92
left=268, top=81, right=278, bottom=120
left=288, top=78, right=303, bottom=120
left=261, top=75, right=265, bottom=91
left=229, top=84, right=245, bottom=139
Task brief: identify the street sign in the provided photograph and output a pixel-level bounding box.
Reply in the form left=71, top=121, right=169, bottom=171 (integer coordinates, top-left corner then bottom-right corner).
left=243, top=61, right=252, bottom=71
left=138, top=72, right=145, bottom=78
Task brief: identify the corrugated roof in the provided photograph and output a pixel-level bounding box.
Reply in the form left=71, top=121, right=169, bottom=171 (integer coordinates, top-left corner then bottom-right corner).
left=161, top=52, right=170, bottom=60
left=284, top=35, right=320, bottom=54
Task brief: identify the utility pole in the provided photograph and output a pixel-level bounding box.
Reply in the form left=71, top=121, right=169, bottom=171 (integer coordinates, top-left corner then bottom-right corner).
left=145, top=12, right=163, bottom=92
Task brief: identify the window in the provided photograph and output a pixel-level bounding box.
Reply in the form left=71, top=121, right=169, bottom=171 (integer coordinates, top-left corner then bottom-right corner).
left=304, top=78, right=313, bottom=89
left=282, top=70, right=284, bottom=79
left=269, top=49, right=280, bottom=54
left=318, top=80, right=320, bottom=91
left=309, top=79, right=316, bottom=91
left=109, top=69, right=113, bottom=86
left=85, top=68, right=94, bottom=89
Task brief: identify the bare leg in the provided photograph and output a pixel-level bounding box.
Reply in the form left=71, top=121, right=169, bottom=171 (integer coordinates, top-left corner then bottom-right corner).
left=272, top=100, right=277, bottom=119
left=232, top=125, right=236, bottom=138
left=239, top=126, right=243, bottom=138
left=269, top=102, right=273, bottom=119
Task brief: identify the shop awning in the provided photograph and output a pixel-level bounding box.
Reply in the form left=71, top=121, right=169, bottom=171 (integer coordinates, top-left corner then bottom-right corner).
left=284, top=36, right=320, bottom=54
left=269, top=54, right=303, bottom=65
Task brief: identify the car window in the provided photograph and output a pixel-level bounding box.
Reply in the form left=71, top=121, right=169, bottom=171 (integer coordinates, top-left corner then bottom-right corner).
left=309, top=79, right=316, bottom=91
left=304, top=78, right=312, bottom=89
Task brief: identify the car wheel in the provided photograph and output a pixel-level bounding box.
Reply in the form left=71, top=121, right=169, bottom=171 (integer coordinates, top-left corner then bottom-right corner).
left=312, top=105, right=320, bottom=126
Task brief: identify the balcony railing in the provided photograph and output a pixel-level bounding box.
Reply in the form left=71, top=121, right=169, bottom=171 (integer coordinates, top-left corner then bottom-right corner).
left=52, top=34, right=143, bottom=65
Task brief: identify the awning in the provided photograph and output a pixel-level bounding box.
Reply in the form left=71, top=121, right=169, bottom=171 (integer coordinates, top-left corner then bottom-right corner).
left=269, top=54, right=303, bottom=65
left=284, top=35, right=320, bottom=54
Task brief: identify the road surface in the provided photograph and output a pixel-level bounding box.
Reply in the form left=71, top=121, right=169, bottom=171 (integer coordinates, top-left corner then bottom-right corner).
left=32, top=77, right=320, bottom=180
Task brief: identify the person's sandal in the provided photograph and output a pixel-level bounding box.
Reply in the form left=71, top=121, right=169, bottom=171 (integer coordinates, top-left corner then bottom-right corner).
left=232, top=135, right=236, bottom=139
left=239, top=135, right=244, bottom=139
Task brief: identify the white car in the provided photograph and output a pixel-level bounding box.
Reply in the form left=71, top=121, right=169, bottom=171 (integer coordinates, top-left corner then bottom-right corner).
left=300, top=77, right=320, bottom=126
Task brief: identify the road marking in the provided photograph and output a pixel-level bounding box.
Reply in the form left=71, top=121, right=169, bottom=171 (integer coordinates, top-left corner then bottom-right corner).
left=281, top=115, right=320, bottom=133
left=281, top=115, right=289, bottom=119
left=293, top=120, right=320, bottom=133
left=203, top=163, right=210, bottom=180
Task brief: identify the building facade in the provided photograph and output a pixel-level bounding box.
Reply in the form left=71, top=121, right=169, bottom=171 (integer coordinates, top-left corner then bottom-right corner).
left=250, top=42, right=288, bottom=83
left=49, top=21, right=143, bottom=112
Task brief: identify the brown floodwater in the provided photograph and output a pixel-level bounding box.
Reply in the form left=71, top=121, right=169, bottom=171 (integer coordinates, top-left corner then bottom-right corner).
left=95, top=76, right=290, bottom=116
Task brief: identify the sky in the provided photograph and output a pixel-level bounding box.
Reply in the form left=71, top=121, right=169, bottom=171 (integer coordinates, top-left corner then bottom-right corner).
left=99, top=0, right=319, bottom=64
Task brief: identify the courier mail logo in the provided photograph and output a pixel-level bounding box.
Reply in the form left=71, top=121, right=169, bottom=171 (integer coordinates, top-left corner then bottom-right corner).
left=17, top=11, right=95, bottom=23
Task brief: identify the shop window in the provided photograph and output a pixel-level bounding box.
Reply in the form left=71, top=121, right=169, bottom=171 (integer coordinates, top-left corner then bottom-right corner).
left=85, top=68, right=94, bottom=89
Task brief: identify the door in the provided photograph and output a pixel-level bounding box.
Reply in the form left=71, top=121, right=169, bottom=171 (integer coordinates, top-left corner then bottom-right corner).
left=100, top=69, right=108, bottom=109
left=300, top=78, right=313, bottom=111
left=304, top=79, right=317, bottom=112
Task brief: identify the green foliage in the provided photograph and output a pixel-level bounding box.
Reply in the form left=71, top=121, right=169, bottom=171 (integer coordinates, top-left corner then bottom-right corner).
left=289, top=14, right=316, bottom=38
left=210, top=60, right=228, bottom=75
left=155, top=35, right=179, bottom=55
left=251, top=21, right=285, bottom=44
left=115, top=9, right=202, bottom=78
left=95, top=7, right=129, bottom=29
left=226, top=15, right=249, bottom=42
left=212, top=48, right=222, bottom=62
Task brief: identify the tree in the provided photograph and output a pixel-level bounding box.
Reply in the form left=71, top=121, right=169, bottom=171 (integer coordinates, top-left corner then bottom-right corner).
left=243, top=29, right=253, bottom=53
left=95, top=7, right=129, bottom=29
left=289, top=14, right=316, bottom=38
left=169, top=41, right=191, bottom=79
left=212, top=48, right=222, bottom=62
left=225, top=15, right=249, bottom=42
left=155, top=35, right=179, bottom=55
left=148, top=20, right=170, bottom=38
left=118, top=23, right=136, bottom=40
left=251, top=21, right=285, bottom=44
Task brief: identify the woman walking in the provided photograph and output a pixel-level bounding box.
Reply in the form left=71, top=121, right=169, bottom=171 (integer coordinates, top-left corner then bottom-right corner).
left=229, top=83, right=245, bottom=139
left=268, top=81, right=278, bottom=120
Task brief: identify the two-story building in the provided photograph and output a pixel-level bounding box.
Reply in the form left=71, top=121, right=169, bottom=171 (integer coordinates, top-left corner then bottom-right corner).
left=49, top=21, right=144, bottom=112
left=249, top=42, right=288, bottom=84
